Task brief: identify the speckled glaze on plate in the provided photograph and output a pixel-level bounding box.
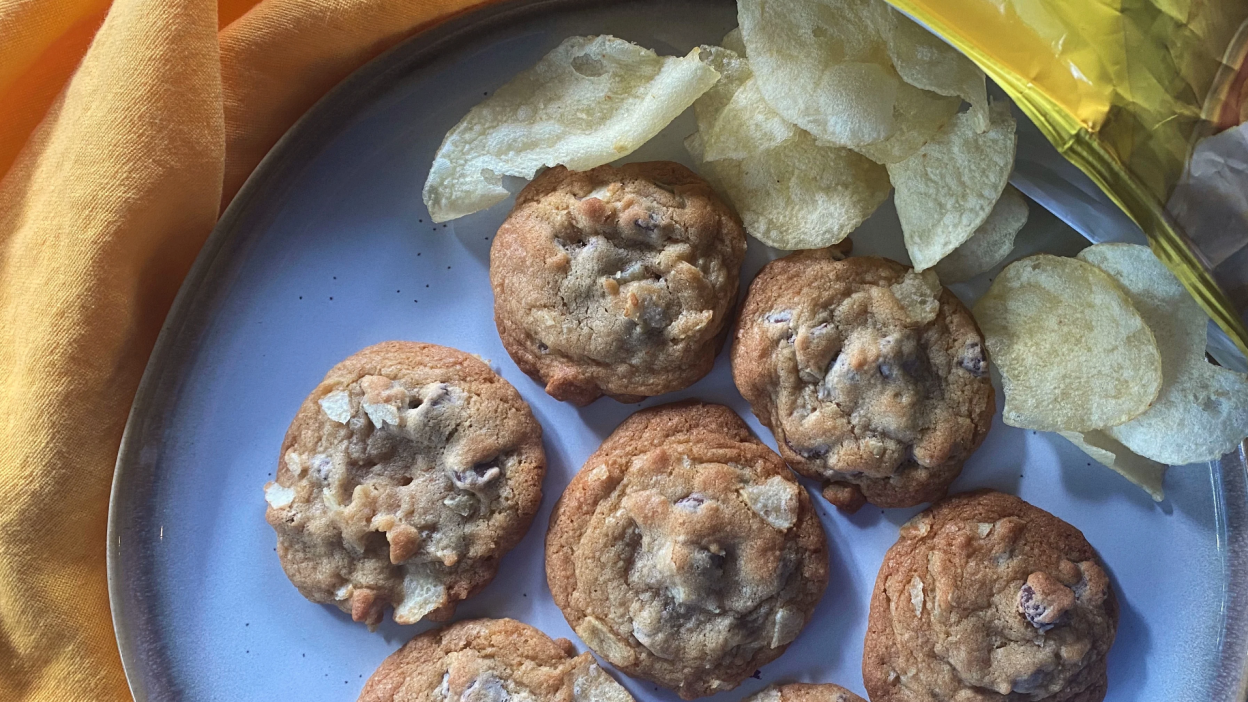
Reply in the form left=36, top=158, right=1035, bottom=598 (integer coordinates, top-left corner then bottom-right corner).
left=107, top=1, right=1248, bottom=700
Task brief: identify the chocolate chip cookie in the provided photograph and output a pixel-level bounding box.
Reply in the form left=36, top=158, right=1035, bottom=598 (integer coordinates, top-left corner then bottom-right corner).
left=743, top=683, right=866, bottom=702
left=358, top=618, right=635, bottom=702
left=863, top=490, right=1118, bottom=702
left=263, top=342, right=545, bottom=629
left=732, top=248, right=994, bottom=511
left=545, top=401, right=829, bottom=699
left=491, top=162, right=747, bottom=406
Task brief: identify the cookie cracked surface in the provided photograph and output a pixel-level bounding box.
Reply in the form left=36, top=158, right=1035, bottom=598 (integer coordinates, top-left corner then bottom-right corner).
left=264, top=342, right=545, bottom=629
left=545, top=401, right=828, bottom=699
left=358, top=618, right=634, bottom=702
left=742, top=683, right=866, bottom=702
left=863, top=490, right=1118, bottom=702
left=490, top=162, right=746, bottom=406
left=732, top=249, right=994, bottom=510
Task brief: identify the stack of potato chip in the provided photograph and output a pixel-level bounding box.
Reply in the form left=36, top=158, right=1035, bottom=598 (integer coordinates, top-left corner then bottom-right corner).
left=422, top=0, right=1031, bottom=284
left=687, top=0, right=1026, bottom=281
left=419, top=3, right=1248, bottom=497
left=974, top=245, right=1248, bottom=499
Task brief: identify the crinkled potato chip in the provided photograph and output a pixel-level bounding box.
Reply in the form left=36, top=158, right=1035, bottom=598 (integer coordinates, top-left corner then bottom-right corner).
left=1107, top=363, right=1248, bottom=465
left=1059, top=431, right=1167, bottom=501
left=852, top=81, right=960, bottom=164
left=972, top=254, right=1162, bottom=432
left=422, top=35, right=719, bottom=222
left=686, top=44, right=889, bottom=248
left=694, top=44, right=751, bottom=127
left=739, top=0, right=900, bottom=147
left=1078, top=243, right=1248, bottom=463
left=703, top=77, right=797, bottom=161
left=1077, top=244, right=1206, bottom=370
left=721, top=27, right=747, bottom=55
left=687, top=129, right=890, bottom=250
left=889, top=101, right=1017, bottom=271
left=890, top=268, right=942, bottom=325
left=884, top=9, right=990, bottom=130
left=933, top=185, right=1029, bottom=282
left=693, top=47, right=796, bottom=161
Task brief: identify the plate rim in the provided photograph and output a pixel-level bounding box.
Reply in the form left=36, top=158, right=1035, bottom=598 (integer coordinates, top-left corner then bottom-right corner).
left=104, top=0, right=1248, bottom=699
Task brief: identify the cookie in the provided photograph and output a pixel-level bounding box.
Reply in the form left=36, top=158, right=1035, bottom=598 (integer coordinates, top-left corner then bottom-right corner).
left=491, top=162, right=746, bottom=406
left=545, top=401, right=829, bottom=699
left=863, top=490, right=1118, bottom=702
left=263, top=341, right=545, bottom=629
left=358, top=618, right=635, bottom=702
left=732, top=248, right=994, bottom=511
left=742, top=683, right=866, bottom=702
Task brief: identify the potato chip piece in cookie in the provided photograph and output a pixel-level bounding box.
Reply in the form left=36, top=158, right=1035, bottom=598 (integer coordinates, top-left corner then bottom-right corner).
left=491, top=162, right=745, bottom=406
left=358, top=618, right=634, bottom=701
left=545, top=402, right=828, bottom=699
left=864, top=491, right=1118, bottom=702
left=743, top=683, right=867, bottom=702
left=263, top=342, right=545, bottom=629
left=732, top=251, right=995, bottom=511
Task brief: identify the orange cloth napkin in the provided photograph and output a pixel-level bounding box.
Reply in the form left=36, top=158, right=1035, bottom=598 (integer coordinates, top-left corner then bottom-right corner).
left=0, top=0, right=491, bottom=698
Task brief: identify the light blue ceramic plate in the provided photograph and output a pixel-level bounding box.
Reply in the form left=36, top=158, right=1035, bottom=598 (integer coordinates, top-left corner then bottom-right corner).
left=108, top=1, right=1248, bottom=700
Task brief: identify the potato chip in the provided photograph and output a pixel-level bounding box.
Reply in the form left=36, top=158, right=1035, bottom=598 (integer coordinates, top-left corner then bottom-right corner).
left=972, top=254, right=1162, bottom=431
left=694, top=44, right=751, bottom=123
left=883, top=9, right=990, bottom=130
left=933, top=185, right=1029, bottom=282
left=851, top=81, right=960, bottom=164
left=702, top=77, right=797, bottom=161
left=422, top=35, right=719, bottom=222
left=1078, top=243, right=1248, bottom=463
left=738, top=0, right=900, bottom=147
left=889, top=101, right=1017, bottom=271
left=1059, top=431, right=1167, bottom=501
left=687, top=129, right=890, bottom=250
left=1107, top=363, right=1248, bottom=464
left=889, top=269, right=942, bottom=325
left=1076, top=244, right=1205, bottom=370
left=721, top=27, right=747, bottom=55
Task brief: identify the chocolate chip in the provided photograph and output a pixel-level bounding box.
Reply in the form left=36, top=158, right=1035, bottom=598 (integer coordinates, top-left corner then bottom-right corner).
left=959, top=341, right=987, bottom=377
left=687, top=547, right=726, bottom=575
left=879, top=363, right=894, bottom=379
left=764, top=310, right=792, bottom=324
left=1011, top=670, right=1048, bottom=694
left=536, top=342, right=549, bottom=353
left=676, top=494, right=706, bottom=510
left=785, top=438, right=828, bottom=460
left=635, top=212, right=659, bottom=231
left=1018, top=583, right=1065, bottom=631
left=451, top=461, right=501, bottom=491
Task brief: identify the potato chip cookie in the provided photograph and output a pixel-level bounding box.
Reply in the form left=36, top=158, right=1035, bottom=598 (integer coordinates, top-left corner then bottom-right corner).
left=863, top=491, right=1118, bottom=702
left=358, top=618, right=635, bottom=702
left=491, top=162, right=746, bottom=406
left=732, top=249, right=994, bottom=511
left=743, top=683, right=866, bottom=702
left=545, top=402, right=828, bottom=699
left=263, top=342, right=544, bottom=629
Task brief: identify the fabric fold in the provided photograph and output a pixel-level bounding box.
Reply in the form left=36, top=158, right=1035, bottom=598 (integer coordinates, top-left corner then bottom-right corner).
left=0, top=0, right=499, bottom=698
left=0, top=0, right=223, bottom=698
